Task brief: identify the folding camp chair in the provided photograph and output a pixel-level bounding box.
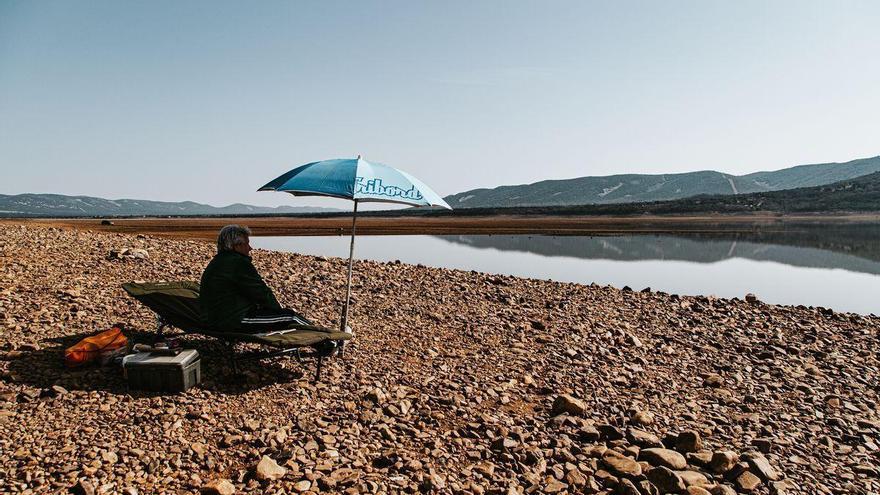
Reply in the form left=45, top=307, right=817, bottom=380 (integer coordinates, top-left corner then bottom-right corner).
left=122, top=281, right=351, bottom=381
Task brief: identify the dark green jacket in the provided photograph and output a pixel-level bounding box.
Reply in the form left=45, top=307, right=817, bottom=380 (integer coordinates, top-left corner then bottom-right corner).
left=199, top=251, right=281, bottom=331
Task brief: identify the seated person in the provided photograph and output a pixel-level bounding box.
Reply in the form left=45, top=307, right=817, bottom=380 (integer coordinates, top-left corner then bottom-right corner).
left=200, top=225, right=307, bottom=333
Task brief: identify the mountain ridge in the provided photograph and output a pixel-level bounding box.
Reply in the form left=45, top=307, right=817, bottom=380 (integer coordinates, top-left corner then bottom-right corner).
left=0, top=193, right=338, bottom=217
left=444, top=155, right=880, bottom=208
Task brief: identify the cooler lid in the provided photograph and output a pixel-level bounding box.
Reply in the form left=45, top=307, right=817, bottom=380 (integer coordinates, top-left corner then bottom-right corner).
left=123, top=349, right=200, bottom=368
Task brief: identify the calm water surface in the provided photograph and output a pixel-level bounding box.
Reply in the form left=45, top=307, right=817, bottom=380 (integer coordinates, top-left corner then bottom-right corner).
left=253, top=227, right=880, bottom=315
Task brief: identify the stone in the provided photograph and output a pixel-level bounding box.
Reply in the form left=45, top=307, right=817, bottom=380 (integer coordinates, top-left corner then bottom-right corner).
left=628, top=428, right=663, bottom=448
left=551, top=394, right=587, bottom=416
left=639, top=448, right=687, bottom=470
left=687, top=487, right=712, bottom=495
left=709, top=451, right=738, bottom=474
left=598, top=423, right=625, bottom=441
left=101, top=450, right=118, bottom=464
left=734, top=471, right=762, bottom=492
left=577, top=425, right=601, bottom=442
left=255, top=455, right=287, bottom=481
left=565, top=468, right=587, bottom=487
left=646, top=466, right=686, bottom=493
left=70, top=480, right=96, bottom=495
left=751, top=438, right=772, bottom=453
left=677, top=470, right=708, bottom=487
left=191, top=443, right=208, bottom=458
left=709, top=485, right=737, bottom=495
left=543, top=478, right=567, bottom=493
left=51, top=385, right=69, bottom=396
left=632, top=409, right=655, bottom=426
left=676, top=431, right=702, bottom=453
left=745, top=293, right=758, bottom=304
left=617, top=479, right=641, bottom=495
left=201, top=479, right=235, bottom=495
left=686, top=452, right=713, bottom=467
left=744, top=452, right=779, bottom=482
left=639, top=480, right=661, bottom=495
left=491, top=436, right=518, bottom=453
left=602, top=452, right=642, bottom=477
left=703, top=374, right=723, bottom=388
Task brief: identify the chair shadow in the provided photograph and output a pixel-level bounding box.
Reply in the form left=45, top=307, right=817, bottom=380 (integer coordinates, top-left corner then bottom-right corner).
left=6, top=328, right=312, bottom=396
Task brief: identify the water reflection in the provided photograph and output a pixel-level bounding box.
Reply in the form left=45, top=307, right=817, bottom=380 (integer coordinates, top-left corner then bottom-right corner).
left=435, top=223, right=880, bottom=276
left=252, top=222, right=880, bottom=314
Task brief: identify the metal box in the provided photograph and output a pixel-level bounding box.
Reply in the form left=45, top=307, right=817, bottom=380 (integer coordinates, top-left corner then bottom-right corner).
left=123, top=349, right=201, bottom=392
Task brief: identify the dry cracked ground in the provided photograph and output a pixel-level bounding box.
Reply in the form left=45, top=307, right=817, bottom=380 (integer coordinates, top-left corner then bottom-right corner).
left=0, top=223, right=878, bottom=495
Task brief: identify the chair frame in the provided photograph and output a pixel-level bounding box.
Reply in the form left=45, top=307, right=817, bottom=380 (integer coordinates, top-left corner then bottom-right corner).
left=152, top=315, right=328, bottom=382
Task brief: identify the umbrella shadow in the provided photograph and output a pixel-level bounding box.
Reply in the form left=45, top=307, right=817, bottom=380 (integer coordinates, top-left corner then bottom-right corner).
left=5, top=329, right=310, bottom=396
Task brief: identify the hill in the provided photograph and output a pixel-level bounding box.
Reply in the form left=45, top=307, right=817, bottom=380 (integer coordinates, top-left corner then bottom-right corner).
left=0, top=193, right=337, bottom=217
left=444, top=155, right=880, bottom=208
left=350, top=170, right=880, bottom=218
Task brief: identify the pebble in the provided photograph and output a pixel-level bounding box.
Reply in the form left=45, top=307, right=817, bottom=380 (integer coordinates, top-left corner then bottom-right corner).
left=0, top=223, right=865, bottom=494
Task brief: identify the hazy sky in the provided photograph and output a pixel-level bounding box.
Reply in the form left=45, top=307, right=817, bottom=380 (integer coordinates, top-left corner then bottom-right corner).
left=2, top=1, right=879, bottom=208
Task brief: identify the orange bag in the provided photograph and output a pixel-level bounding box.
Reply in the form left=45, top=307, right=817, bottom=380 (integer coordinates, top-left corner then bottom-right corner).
left=64, top=326, right=129, bottom=368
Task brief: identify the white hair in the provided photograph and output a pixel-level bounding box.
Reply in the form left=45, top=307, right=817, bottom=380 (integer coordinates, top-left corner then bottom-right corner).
left=217, top=225, right=251, bottom=253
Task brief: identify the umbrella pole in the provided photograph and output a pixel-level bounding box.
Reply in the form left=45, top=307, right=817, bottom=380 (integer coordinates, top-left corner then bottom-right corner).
left=341, top=200, right=358, bottom=331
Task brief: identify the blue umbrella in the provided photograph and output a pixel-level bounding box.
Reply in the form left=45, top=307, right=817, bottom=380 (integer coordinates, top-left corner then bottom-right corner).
left=259, top=156, right=451, bottom=331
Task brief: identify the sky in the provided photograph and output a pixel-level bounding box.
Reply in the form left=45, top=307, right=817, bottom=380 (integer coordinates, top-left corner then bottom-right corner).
left=1, top=0, right=879, bottom=208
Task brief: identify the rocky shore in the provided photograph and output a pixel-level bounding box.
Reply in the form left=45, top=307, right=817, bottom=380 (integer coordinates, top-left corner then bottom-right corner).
left=0, top=223, right=878, bottom=494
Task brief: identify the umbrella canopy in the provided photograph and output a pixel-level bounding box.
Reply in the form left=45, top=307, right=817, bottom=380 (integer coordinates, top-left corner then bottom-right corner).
left=258, top=156, right=451, bottom=209
left=259, top=157, right=451, bottom=336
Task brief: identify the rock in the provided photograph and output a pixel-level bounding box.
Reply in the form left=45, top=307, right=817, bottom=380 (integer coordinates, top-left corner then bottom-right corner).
left=676, top=431, right=702, bottom=453
left=687, top=487, right=712, bottom=495
left=50, top=385, right=69, bottom=396
left=543, top=478, right=567, bottom=493
left=632, top=409, right=655, bottom=426
left=598, top=423, right=625, bottom=441
left=191, top=443, right=208, bottom=458
left=617, top=479, right=641, bottom=495
left=734, top=471, right=762, bottom=492
left=490, top=436, right=518, bottom=453
left=703, top=374, right=723, bottom=388
left=745, top=293, right=758, bottom=304
left=221, top=435, right=242, bottom=447
left=2, top=350, right=24, bottom=360
left=639, top=448, right=687, bottom=470
left=751, top=438, right=772, bottom=453
left=677, top=470, right=708, bottom=487
left=639, top=480, right=661, bottom=495
left=201, top=479, right=235, bottom=495
left=565, top=468, right=587, bottom=487
left=628, top=428, right=663, bottom=448
left=709, top=485, right=737, bottom=495
left=686, top=452, right=712, bottom=467
left=551, top=394, right=587, bottom=416
left=602, top=452, right=643, bottom=477
left=100, top=450, right=118, bottom=464
left=709, top=451, right=738, bottom=474
left=0, top=224, right=831, bottom=494
left=744, top=452, right=779, bottom=482
left=293, top=480, right=311, bottom=492
left=130, top=248, right=149, bottom=259
left=646, top=466, right=686, bottom=493
left=254, top=455, right=287, bottom=481
left=577, top=425, right=601, bottom=442
left=69, top=480, right=96, bottom=495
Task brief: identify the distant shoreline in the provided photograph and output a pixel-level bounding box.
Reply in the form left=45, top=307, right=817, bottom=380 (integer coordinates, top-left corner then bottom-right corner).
left=4, top=212, right=880, bottom=239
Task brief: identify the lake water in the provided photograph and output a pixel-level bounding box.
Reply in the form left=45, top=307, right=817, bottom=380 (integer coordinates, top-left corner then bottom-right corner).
left=252, top=225, right=880, bottom=315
